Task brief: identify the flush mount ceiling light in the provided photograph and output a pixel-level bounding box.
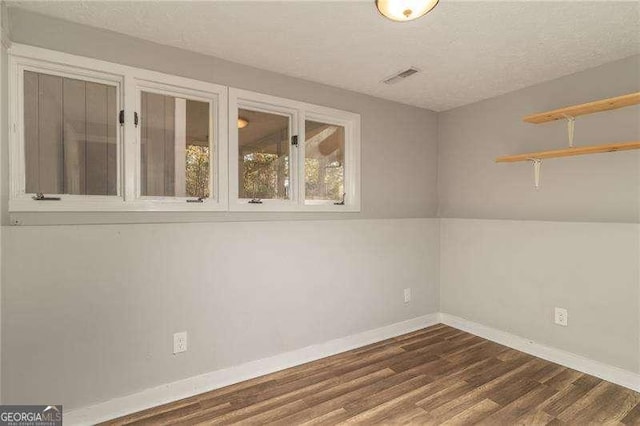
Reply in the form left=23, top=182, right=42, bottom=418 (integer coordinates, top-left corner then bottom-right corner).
left=237, top=117, right=249, bottom=129
left=376, top=0, right=439, bottom=22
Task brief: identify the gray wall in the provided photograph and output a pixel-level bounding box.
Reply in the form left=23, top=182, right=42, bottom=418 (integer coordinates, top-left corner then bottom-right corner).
left=0, top=3, right=5, bottom=405
left=438, top=55, right=640, bottom=224
left=1, top=9, right=441, bottom=410
left=438, top=56, right=640, bottom=373
left=2, top=5, right=639, bottom=415
left=441, top=218, right=639, bottom=373
left=7, top=8, right=438, bottom=226
left=2, top=218, right=440, bottom=409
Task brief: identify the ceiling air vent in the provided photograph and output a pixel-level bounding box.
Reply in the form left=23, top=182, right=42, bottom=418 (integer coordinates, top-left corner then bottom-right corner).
left=382, top=67, right=420, bottom=85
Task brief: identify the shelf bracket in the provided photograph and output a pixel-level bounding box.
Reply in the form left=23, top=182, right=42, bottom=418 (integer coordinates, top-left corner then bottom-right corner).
left=562, top=114, right=575, bottom=147
left=529, top=158, right=542, bottom=189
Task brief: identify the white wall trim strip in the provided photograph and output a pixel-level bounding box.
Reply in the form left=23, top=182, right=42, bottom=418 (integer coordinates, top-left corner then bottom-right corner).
left=440, top=313, right=640, bottom=393
left=64, top=313, right=440, bottom=425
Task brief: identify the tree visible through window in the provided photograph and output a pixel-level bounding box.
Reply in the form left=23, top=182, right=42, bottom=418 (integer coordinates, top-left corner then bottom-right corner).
left=305, top=158, right=343, bottom=201
left=140, top=93, right=211, bottom=198
left=186, top=145, right=210, bottom=198
left=238, top=108, right=290, bottom=200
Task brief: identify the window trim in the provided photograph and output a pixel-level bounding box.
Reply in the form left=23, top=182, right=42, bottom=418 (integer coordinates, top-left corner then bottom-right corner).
left=8, top=43, right=229, bottom=212
left=130, top=77, right=228, bottom=211
left=8, top=50, right=126, bottom=211
left=229, top=88, right=361, bottom=212
left=229, top=89, right=300, bottom=211
left=301, top=109, right=360, bottom=211
left=8, top=44, right=361, bottom=214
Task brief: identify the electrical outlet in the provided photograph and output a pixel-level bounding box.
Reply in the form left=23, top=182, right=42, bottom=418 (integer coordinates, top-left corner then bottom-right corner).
left=554, top=307, right=568, bottom=327
left=173, top=331, right=187, bottom=354
left=404, top=288, right=411, bottom=303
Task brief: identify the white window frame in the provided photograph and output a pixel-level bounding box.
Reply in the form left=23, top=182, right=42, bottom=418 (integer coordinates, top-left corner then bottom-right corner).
left=229, top=89, right=299, bottom=211
left=229, top=88, right=361, bottom=212
left=8, top=46, right=126, bottom=212
left=130, top=76, right=227, bottom=211
left=300, top=107, right=361, bottom=212
left=8, top=44, right=228, bottom=212
left=8, top=44, right=360, bottom=214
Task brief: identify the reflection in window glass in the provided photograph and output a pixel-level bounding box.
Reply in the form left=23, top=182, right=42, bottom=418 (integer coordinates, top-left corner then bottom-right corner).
left=238, top=108, right=290, bottom=200
left=24, top=70, right=118, bottom=195
left=305, top=120, right=344, bottom=202
left=140, top=92, right=211, bottom=198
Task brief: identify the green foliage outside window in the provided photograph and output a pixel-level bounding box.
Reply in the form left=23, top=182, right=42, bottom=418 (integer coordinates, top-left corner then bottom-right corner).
left=186, top=145, right=210, bottom=198
left=305, top=158, right=343, bottom=201
left=241, top=152, right=288, bottom=199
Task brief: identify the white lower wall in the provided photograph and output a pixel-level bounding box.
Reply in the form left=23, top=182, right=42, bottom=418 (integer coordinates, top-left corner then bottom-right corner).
left=440, top=218, right=640, bottom=373
left=4, top=216, right=639, bottom=414
left=1, top=218, right=440, bottom=410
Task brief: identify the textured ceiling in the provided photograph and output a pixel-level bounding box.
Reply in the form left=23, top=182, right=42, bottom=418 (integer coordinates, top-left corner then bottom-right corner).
left=8, top=1, right=640, bottom=111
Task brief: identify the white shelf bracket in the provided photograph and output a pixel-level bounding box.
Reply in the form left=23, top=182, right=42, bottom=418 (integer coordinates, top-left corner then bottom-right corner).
left=529, top=158, right=542, bottom=189
left=562, top=114, right=576, bottom=147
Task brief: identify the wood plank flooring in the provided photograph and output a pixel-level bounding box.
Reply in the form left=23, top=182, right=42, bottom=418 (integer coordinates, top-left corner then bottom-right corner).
left=103, top=324, right=640, bottom=425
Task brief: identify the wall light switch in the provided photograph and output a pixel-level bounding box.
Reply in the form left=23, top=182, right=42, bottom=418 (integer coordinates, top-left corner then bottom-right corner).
left=173, top=331, right=187, bottom=354
left=404, top=288, right=411, bottom=303
left=554, top=308, right=568, bottom=327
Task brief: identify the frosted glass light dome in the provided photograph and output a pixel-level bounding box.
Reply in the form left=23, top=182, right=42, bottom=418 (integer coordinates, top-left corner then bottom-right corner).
left=376, top=0, right=439, bottom=22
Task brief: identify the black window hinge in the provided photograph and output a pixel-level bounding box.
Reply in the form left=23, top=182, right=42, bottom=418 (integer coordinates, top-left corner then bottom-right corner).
left=186, top=197, right=205, bottom=203
left=248, top=198, right=263, bottom=204
left=291, top=135, right=298, bottom=147
left=120, top=111, right=139, bottom=127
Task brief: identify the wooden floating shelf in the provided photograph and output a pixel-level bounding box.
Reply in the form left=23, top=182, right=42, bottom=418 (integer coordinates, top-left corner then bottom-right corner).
left=496, top=141, right=640, bottom=163
left=523, top=92, right=640, bottom=124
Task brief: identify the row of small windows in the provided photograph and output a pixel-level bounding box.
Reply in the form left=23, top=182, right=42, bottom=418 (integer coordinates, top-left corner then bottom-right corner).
left=9, top=45, right=361, bottom=212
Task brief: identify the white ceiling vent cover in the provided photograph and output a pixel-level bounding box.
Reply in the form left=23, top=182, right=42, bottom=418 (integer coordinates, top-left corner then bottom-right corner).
left=382, top=67, right=420, bottom=85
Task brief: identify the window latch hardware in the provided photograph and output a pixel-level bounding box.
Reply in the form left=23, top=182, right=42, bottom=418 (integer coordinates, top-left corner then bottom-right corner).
left=134, top=112, right=139, bottom=127
left=334, top=193, right=346, bottom=205
left=119, top=110, right=125, bottom=126
left=186, top=197, right=205, bottom=203
left=248, top=198, right=263, bottom=204
left=291, top=135, right=298, bottom=147
left=33, top=193, right=61, bottom=201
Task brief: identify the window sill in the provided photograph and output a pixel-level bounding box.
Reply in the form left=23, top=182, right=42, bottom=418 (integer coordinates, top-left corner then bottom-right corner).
left=229, top=200, right=360, bottom=213
left=9, top=199, right=229, bottom=212
left=9, top=200, right=360, bottom=213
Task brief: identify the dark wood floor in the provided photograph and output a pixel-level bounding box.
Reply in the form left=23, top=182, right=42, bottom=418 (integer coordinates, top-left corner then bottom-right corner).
left=104, top=324, right=640, bottom=425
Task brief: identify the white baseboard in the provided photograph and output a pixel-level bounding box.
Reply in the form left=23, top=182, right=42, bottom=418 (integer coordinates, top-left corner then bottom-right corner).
left=439, top=313, right=640, bottom=392
left=64, top=313, right=440, bottom=425
left=65, top=312, right=640, bottom=425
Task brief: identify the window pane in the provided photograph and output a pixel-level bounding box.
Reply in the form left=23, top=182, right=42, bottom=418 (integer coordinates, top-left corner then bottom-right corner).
left=24, top=71, right=117, bottom=195
left=305, top=120, right=345, bottom=202
left=140, top=92, right=211, bottom=198
left=238, top=108, right=290, bottom=200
